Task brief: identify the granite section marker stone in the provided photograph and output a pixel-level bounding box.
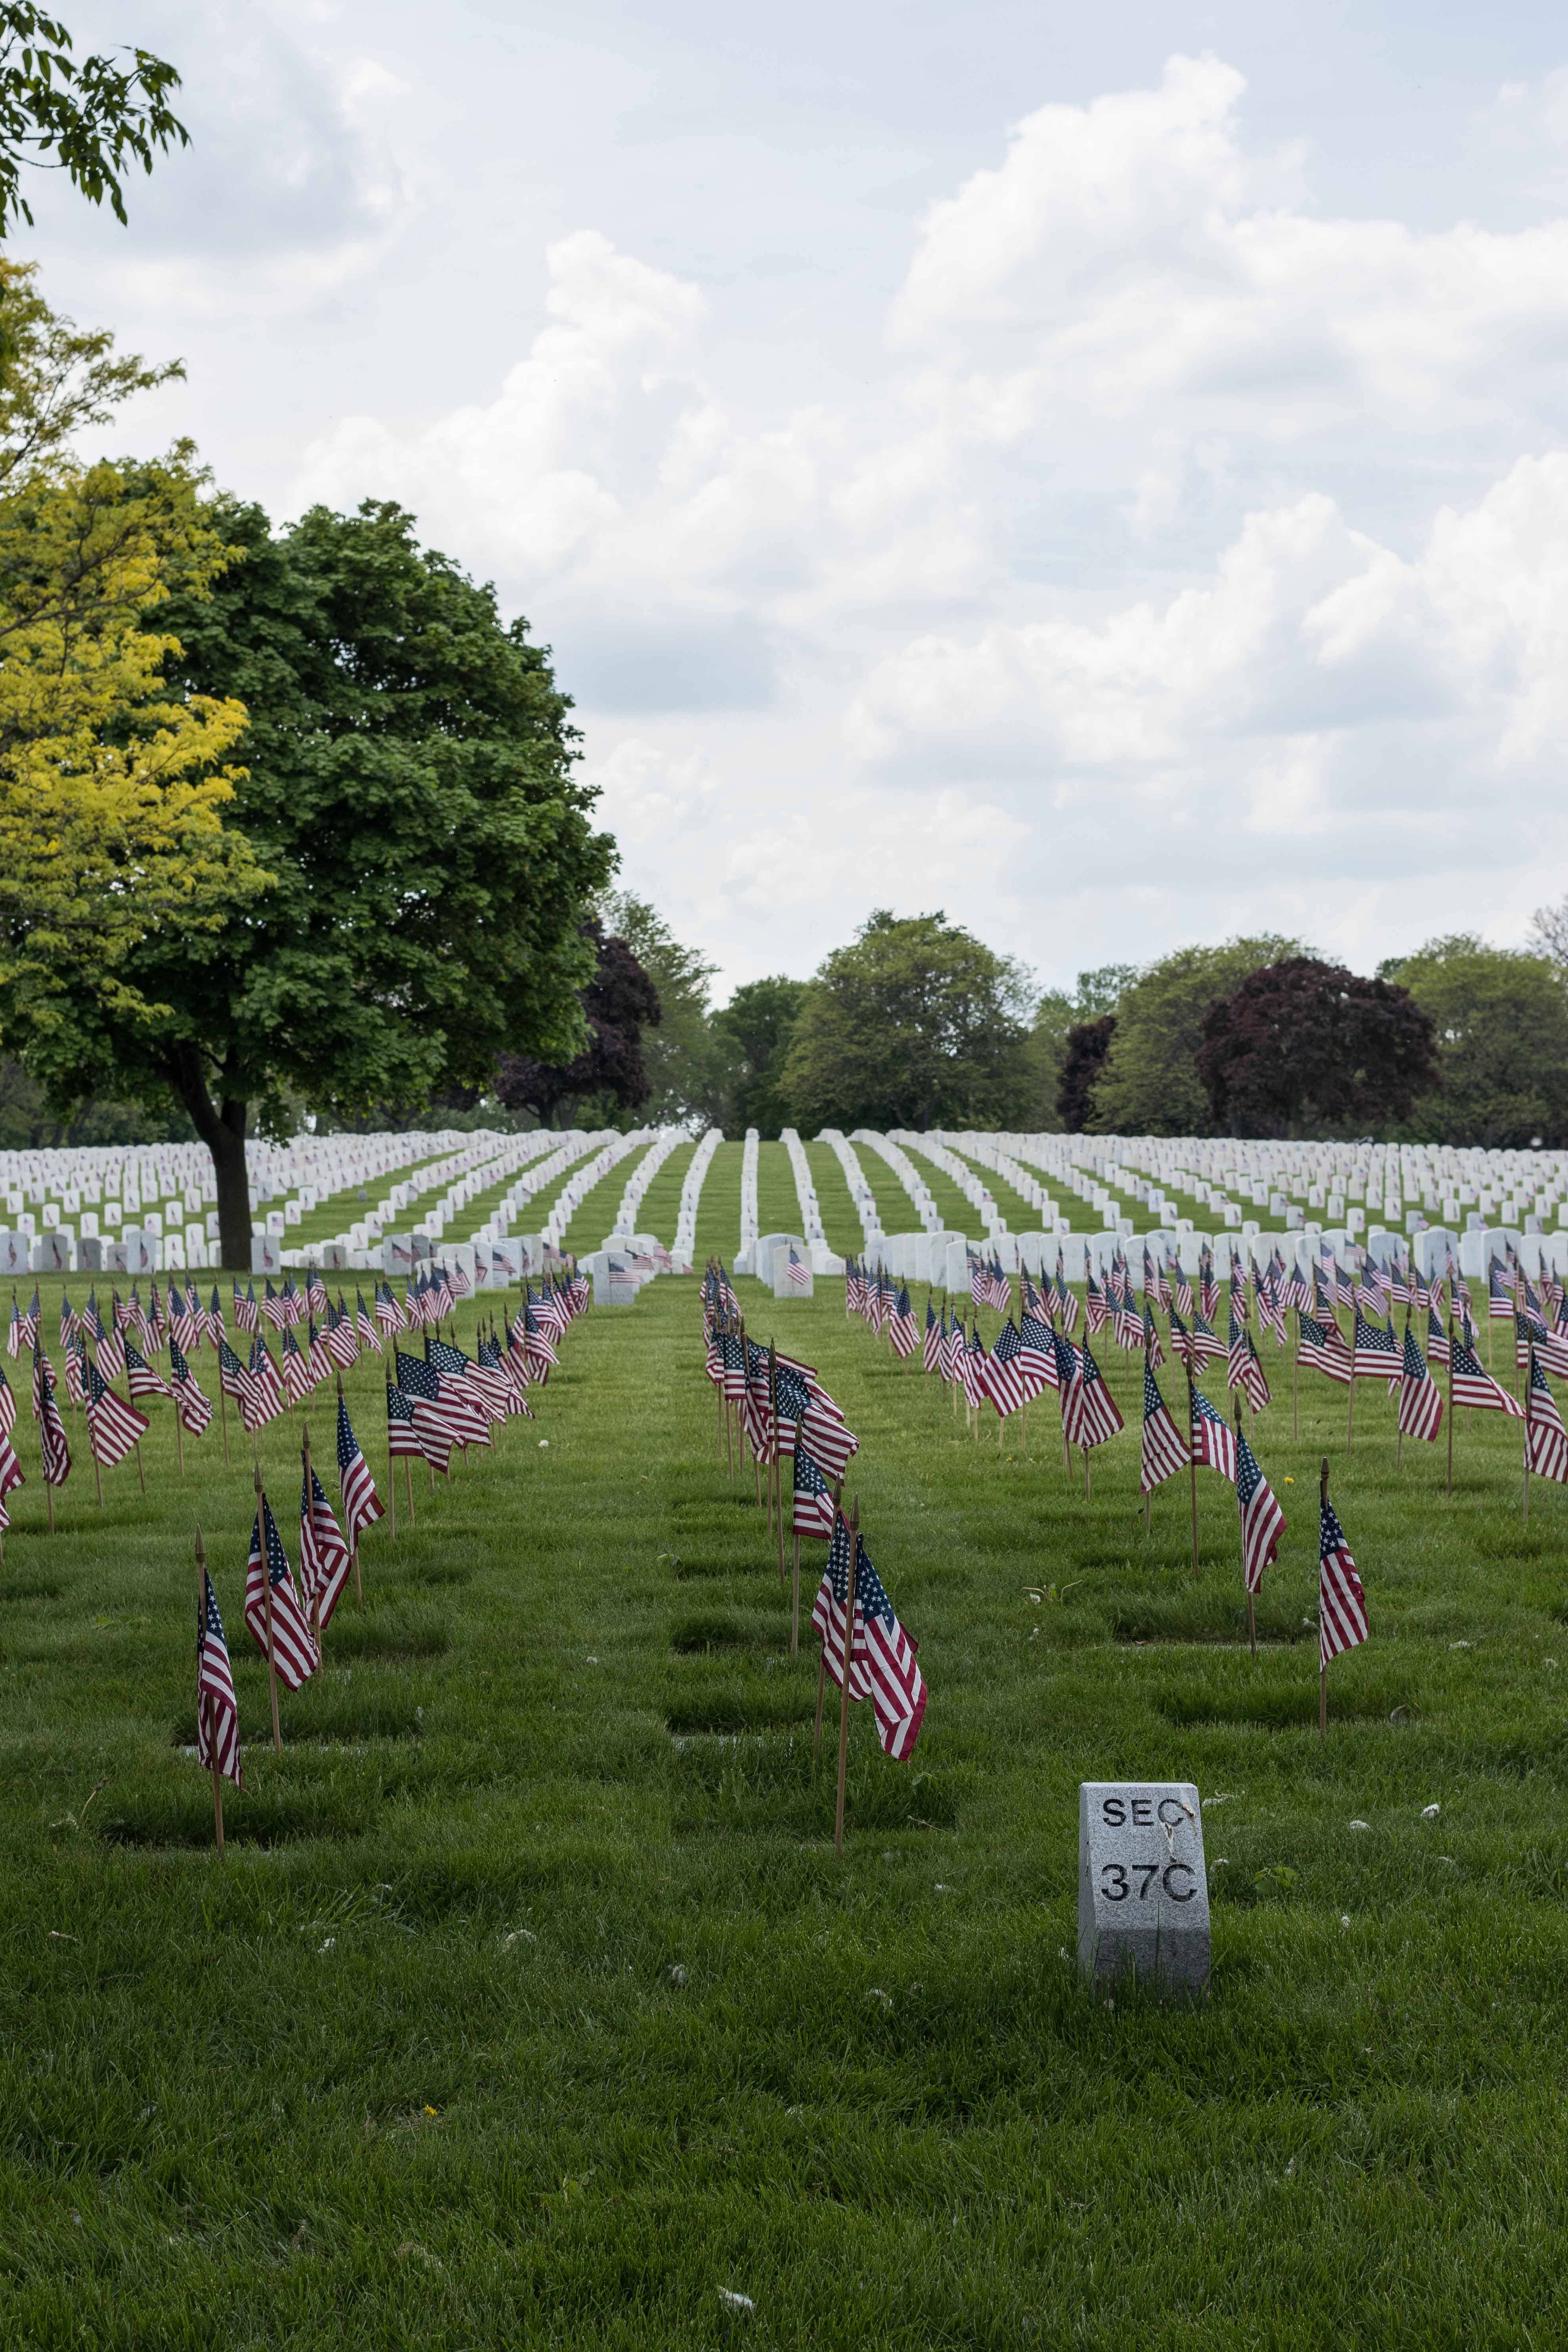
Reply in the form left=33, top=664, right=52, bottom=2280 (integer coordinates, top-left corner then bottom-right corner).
left=1078, top=1780, right=1209, bottom=1998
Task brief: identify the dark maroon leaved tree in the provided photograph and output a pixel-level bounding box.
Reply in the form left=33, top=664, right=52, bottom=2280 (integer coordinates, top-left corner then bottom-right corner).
left=496, top=920, right=661, bottom=1123
left=1057, top=1014, right=1117, bottom=1132
left=1196, top=957, right=1438, bottom=1138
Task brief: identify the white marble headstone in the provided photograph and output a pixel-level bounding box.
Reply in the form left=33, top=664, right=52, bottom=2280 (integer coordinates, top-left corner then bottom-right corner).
left=1078, top=1780, right=1209, bottom=1998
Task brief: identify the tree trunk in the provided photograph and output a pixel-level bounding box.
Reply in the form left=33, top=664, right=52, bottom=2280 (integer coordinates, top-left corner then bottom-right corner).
left=165, top=1047, right=252, bottom=1270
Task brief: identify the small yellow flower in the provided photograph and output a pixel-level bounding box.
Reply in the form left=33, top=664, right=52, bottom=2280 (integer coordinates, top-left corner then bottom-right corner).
left=423, top=2105, right=437, bottom=2117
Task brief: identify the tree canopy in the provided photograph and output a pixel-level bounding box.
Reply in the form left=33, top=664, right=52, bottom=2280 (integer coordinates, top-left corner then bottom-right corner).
left=1086, top=936, right=1300, bottom=1134
left=781, top=909, right=1034, bottom=1134
left=1057, top=1014, right=1117, bottom=1131
left=0, top=5, right=186, bottom=235
left=9, top=494, right=613, bottom=1263
left=1381, top=935, right=1568, bottom=1148
left=595, top=891, right=737, bottom=1127
left=1197, top=956, right=1438, bottom=1138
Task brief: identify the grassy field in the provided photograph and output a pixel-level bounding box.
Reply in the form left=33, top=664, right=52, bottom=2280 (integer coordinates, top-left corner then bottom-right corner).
left=4, top=1271, right=1568, bottom=2346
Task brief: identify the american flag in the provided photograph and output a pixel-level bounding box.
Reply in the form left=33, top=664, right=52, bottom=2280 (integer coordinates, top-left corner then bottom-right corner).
left=300, top=1460, right=353, bottom=1629
left=204, top=1286, right=224, bottom=1347
left=58, top=1292, right=79, bottom=1347
left=475, top=1334, right=528, bottom=1420
left=1064, top=1338, right=1124, bottom=1451
left=0, top=1361, right=14, bottom=1438
left=1451, top=1323, right=1524, bottom=1418
left=306, top=1263, right=328, bottom=1317
left=810, top=1512, right=927, bottom=1758
left=1393, top=1324, right=1442, bottom=1441
left=394, top=1349, right=465, bottom=1467
left=1519, top=1307, right=1568, bottom=1380
left=1170, top=1258, right=1194, bottom=1320
left=1187, top=1309, right=1224, bottom=1369
left=791, top=1445, right=836, bottom=1542
left=6, top=1295, right=18, bottom=1361
left=961, top=1323, right=987, bottom=1413
left=124, top=1340, right=172, bottom=1402
left=169, top=1338, right=213, bottom=1435
left=170, top=1287, right=197, bottom=1354
left=1526, top=1352, right=1568, bottom=1483
left=1319, top=1493, right=1368, bottom=1668
left=85, top=1355, right=149, bottom=1468
left=374, top=1279, right=404, bottom=1333
left=1084, top=1260, right=1107, bottom=1334
left=848, top=1531, right=927, bottom=1760
left=63, top=1334, right=86, bottom=1410
left=1190, top=1385, right=1237, bottom=1481
left=923, top=1297, right=942, bottom=1373
left=197, top=1570, right=242, bottom=1788
left=889, top=1285, right=919, bottom=1359
left=33, top=1343, right=71, bottom=1486
left=324, top=1301, right=357, bottom=1370
left=1019, top=1309, right=1059, bottom=1395
left=305, top=1319, right=333, bottom=1389
left=1298, top=1311, right=1352, bottom=1386
left=218, top=1337, right=265, bottom=1430
left=20, top=1286, right=39, bottom=1349
left=982, top=1319, right=1028, bottom=1417
left=1054, top=1260, right=1079, bottom=1334
left=1352, top=1303, right=1402, bottom=1385
left=1425, top=1301, right=1451, bottom=1368
left=0, top=1422, right=23, bottom=1508
left=1140, top=1365, right=1189, bottom=1493
left=244, top=1492, right=317, bottom=1688
left=785, top=1246, right=811, bottom=1291
left=940, top=1311, right=964, bottom=1389
left=1488, top=1258, right=1516, bottom=1321
left=356, top=1289, right=384, bottom=1354
left=386, top=1376, right=423, bottom=1460
left=261, top=1278, right=287, bottom=1332
left=234, top=1280, right=259, bottom=1335
left=1226, top=1307, right=1250, bottom=1396
left=969, top=1255, right=988, bottom=1312
left=1141, top=1301, right=1166, bottom=1372
left=987, top=1256, right=1011, bottom=1315
left=280, top=1326, right=313, bottom=1408
left=1114, top=1272, right=1143, bottom=1352
left=248, top=1337, right=285, bottom=1426
left=772, top=1361, right=811, bottom=1457
left=1235, top=1425, right=1285, bottom=1592
left=801, top=1386, right=858, bottom=1479
left=1199, top=1247, right=1218, bottom=1323
left=282, top=1274, right=306, bottom=1326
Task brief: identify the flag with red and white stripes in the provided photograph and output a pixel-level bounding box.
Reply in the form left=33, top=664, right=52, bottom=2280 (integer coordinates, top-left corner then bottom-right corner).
left=300, top=1461, right=354, bottom=1631
left=244, top=1491, right=317, bottom=1689
left=32, top=1344, right=70, bottom=1486
left=169, top=1339, right=213, bottom=1436
left=811, top=1512, right=927, bottom=1759
left=85, top=1355, right=149, bottom=1468
left=981, top=1319, right=1029, bottom=1418
left=1526, top=1351, right=1568, bottom=1483
left=1319, top=1493, right=1368, bottom=1668
left=1139, top=1365, right=1188, bottom=1495
left=1397, top=1325, right=1444, bottom=1443
left=1063, top=1339, right=1124, bottom=1452
left=1451, top=1324, right=1524, bottom=1418
left=1189, top=1384, right=1237, bottom=1482
left=791, top=1445, right=836, bottom=1542
left=197, top=1569, right=242, bottom=1788
left=336, top=1390, right=386, bottom=1537
left=1236, top=1425, right=1285, bottom=1593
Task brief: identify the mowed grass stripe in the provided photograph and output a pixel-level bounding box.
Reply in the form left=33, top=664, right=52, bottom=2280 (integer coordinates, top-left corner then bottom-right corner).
left=5, top=1273, right=1568, bottom=2344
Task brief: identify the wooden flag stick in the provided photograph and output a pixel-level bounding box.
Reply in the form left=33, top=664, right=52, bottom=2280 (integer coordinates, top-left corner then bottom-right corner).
left=1319, top=1455, right=1330, bottom=1742
left=195, top=1524, right=224, bottom=1858
left=791, top=1525, right=801, bottom=1657
left=1235, top=1391, right=1255, bottom=1658
left=256, top=1465, right=282, bottom=1755
left=813, top=1481, right=843, bottom=1763
left=1446, top=1317, right=1455, bottom=1497
left=134, top=1440, right=146, bottom=1494
left=1396, top=1308, right=1408, bottom=1470
left=303, top=1422, right=321, bottom=1658
left=833, top=1493, right=860, bottom=1854
left=1525, top=1343, right=1534, bottom=1525
left=174, top=1395, right=185, bottom=1479
left=218, top=1375, right=229, bottom=1466
left=1186, top=1363, right=1199, bottom=1578
left=1346, top=1301, right=1357, bottom=1453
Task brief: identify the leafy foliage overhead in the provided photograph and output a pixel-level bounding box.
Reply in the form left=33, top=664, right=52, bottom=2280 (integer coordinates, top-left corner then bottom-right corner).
left=0, top=4, right=187, bottom=233
left=495, top=917, right=661, bottom=1126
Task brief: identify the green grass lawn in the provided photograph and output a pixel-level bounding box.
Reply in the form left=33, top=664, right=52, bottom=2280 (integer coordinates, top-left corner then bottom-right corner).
left=4, top=1273, right=1568, bottom=2346
left=802, top=1143, right=866, bottom=1260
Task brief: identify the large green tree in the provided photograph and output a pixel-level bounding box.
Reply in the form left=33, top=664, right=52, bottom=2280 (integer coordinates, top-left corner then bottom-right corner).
left=710, top=975, right=805, bottom=1137
left=1197, top=957, right=1438, bottom=1138
left=13, top=497, right=613, bottom=1263
left=781, top=909, right=1033, bottom=1134
left=1087, top=936, right=1299, bottom=1135
left=1381, top=935, right=1568, bottom=1148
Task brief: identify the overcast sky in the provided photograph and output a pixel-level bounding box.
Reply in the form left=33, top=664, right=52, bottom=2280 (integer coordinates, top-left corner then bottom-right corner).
left=26, top=1, right=1568, bottom=999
